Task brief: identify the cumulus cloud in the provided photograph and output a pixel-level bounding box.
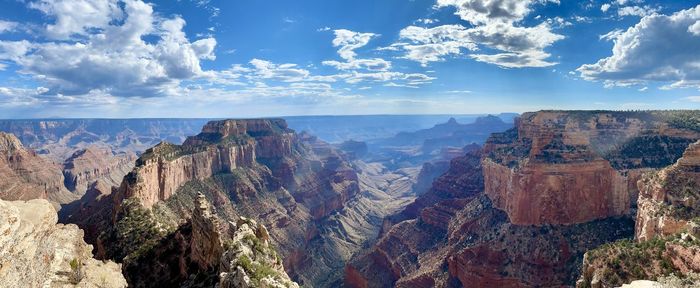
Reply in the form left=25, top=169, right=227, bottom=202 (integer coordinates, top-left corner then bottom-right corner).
left=0, top=0, right=217, bottom=98
left=390, top=0, right=564, bottom=68
left=578, top=4, right=700, bottom=89
left=601, top=4, right=611, bottom=12
left=29, top=0, right=124, bottom=39
left=394, top=25, right=476, bottom=66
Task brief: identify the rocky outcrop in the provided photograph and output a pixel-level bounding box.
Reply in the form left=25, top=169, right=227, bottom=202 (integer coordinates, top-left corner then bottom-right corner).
left=0, top=198, right=126, bottom=288
left=86, top=119, right=362, bottom=287
left=0, top=132, right=76, bottom=205
left=62, top=146, right=136, bottom=195
left=577, top=140, right=700, bottom=288
left=483, top=111, right=700, bottom=225
left=636, top=140, right=700, bottom=241
left=349, top=111, right=700, bottom=287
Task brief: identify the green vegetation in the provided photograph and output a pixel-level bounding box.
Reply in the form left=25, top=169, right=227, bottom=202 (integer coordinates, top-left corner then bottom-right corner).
left=585, top=237, right=680, bottom=287
left=655, top=110, right=700, bottom=132
left=605, top=135, right=694, bottom=170
left=68, top=258, right=83, bottom=284
left=99, top=199, right=175, bottom=261
left=237, top=255, right=280, bottom=286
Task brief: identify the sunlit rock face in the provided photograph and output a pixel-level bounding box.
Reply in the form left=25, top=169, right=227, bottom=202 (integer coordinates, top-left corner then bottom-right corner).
left=483, top=111, right=700, bottom=225
left=636, top=140, right=700, bottom=241
left=0, top=198, right=127, bottom=288
left=0, top=132, right=76, bottom=205
left=348, top=111, right=700, bottom=287
left=76, top=119, right=365, bottom=287
left=62, top=146, right=136, bottom=196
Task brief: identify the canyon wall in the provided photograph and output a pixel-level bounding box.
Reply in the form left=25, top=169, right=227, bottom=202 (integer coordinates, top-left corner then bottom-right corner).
left=88, top=119, right=362, bottom=287
left=0, top=132, right=76, bottom=205
left=483, top=111, right=699, bottom=225
left=349, top=111, right=700, bottom=287
left=62, top=146, right=136, bottom=195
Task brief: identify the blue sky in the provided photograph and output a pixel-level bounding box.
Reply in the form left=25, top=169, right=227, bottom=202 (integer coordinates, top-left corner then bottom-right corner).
left=0, top=0, right=699, bottom=118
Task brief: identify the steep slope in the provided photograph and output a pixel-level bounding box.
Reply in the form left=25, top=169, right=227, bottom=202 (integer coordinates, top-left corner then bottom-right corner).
left=62, top=146, right=136, bottom=195
left=577, top=140, right=700, bottom=287
left=348, top=111, right=700, bottom=287
left=0, top=198, right=126, bottom=288
left=79, top=119, right=374, bottom=287
left=0, top=132, right=76, bottom=205
left=483, top=111, right=699, bottom=225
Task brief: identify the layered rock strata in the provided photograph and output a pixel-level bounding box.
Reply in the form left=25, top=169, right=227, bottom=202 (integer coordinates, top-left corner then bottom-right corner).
left=0, top=132, right=76, bottom=205
left=62, top=146, right=136, bottom=196
left=483, top=111, right=699, bottom=225
left=348, top=111, right=700, bottom=287
left=577, top=140, right=700, bottom=287
left=83, top=119, right=361, bottom=287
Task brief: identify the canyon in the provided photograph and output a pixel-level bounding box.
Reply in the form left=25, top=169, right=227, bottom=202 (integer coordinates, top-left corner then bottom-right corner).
left=347, top=111, right=700, bottom=287
left=2, top=111, right=700, bottom=287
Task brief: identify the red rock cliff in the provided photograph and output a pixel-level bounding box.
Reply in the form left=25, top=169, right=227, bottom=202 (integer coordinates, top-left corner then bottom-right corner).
left=483, top=111, right=699, bottom=225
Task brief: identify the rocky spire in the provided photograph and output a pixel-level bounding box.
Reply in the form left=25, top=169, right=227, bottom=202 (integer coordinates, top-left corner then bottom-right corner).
left=190, top=192, right=224, bottom=271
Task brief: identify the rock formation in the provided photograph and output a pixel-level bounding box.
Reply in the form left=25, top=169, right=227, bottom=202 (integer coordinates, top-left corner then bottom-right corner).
left=0, top=132, right=76, bottom=205
left=62, top=146, right=136, bottom=195
left=577, top=140, right=700, bottom=287
left=483, top=111, right=699, bottom=225
left=79, top=119, right=365, bottom=287
left=0, top=198, right=126, bottom=288
left=348, top=111, right=700, bottom=287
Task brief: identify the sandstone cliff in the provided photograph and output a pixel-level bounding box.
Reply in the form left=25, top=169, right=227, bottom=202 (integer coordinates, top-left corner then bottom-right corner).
left=483, top=111, right=699, bottom=225
left=62, top=146, right=136, bottom=195
left=0, top=198, right=126, bottom=288
left=348, top=111, right=700, bottom=287
left=82, top=119, right=363, bottom=287
left=0, top=132, right=76, bottom=205
left=577, top=140, right=700, bottom=288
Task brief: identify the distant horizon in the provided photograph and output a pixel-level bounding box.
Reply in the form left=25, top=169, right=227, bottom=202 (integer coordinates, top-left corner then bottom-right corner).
left=4, top=109, right=700, bottom=120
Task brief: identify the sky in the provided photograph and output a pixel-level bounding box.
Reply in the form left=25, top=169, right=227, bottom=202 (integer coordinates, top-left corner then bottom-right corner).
left=0, top=0, right=700, bottom=118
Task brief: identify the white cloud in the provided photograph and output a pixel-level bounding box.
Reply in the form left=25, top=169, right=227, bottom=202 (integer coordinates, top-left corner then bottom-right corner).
left=29, top=0, right=124, bottom=39
left=601, top=4, right=611, bottom=12
left=1, top=0, right=217, bottom=98
left=599, top=29, right=624, bottom=41
left=578, top=4, right=700, bottom=89
left=322, top=29, right=394, bottom=71
left=395, top=25, right=476, bottom=66
left=617, top=5, right=658, bottom=17
left=249, top=59, right=310, bottom=82
left=331, top=29, right=378, bottom=60
left=391, top=0, right=563, bottom=68
left=416, top=18, right=438, bottom=25
left=436, top=0, right=533, bottom=25
left=0, top=20, right=18, bottom=34
left=322, top=58, right=391, bottom=71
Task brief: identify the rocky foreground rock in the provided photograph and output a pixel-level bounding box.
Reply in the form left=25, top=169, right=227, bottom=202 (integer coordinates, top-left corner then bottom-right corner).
left=0, top=198, right=126, bottom=288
